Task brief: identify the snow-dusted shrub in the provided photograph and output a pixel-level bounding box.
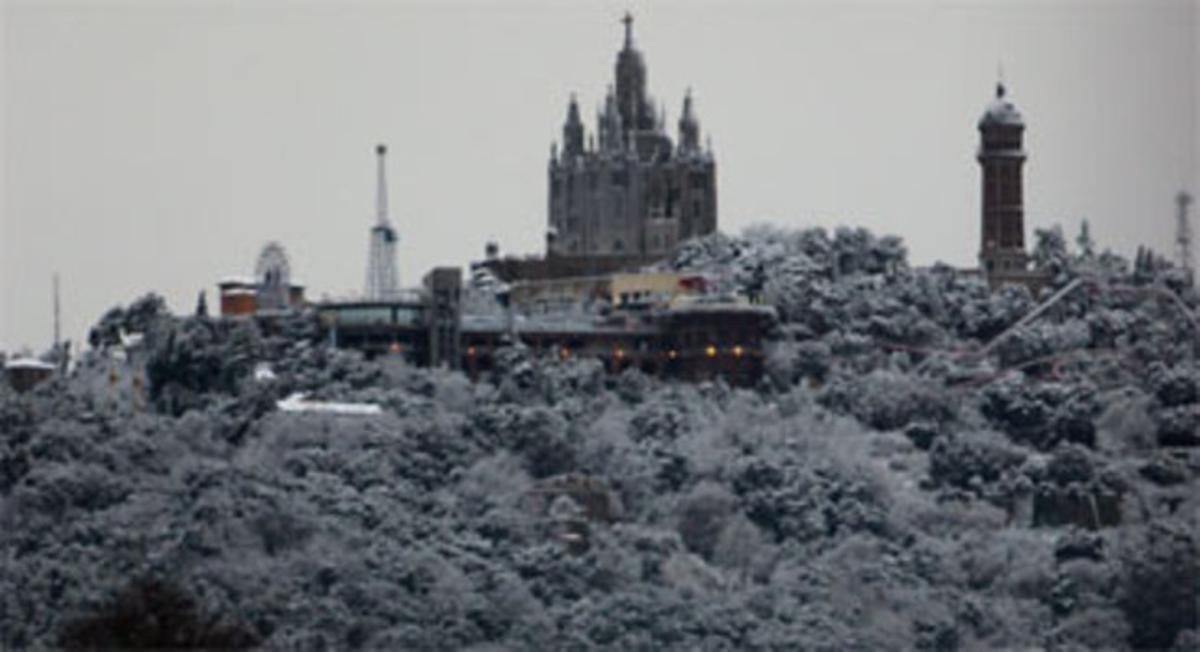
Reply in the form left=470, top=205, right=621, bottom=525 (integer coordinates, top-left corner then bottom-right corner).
left=927, top=430, right=1026, bottom=496
left=955, top=283, right=1035, bottom=341
left=730, top=452, right=891, bottom=545
left=87, top=293, right=170, bottom=349
left=711, top=512, right=767, bottom=580
left=765, top=339, right=835, bottom=389
left=818, top=370, right=957, bottom=431
left=495, top=405, right=576, bottom=479
left=1032, top=225, right=1071, bottom=282
left=978, top=373, right=1101, bottom=450
left=1115, top=520, right=1199, bottom=649
left=57, top=577, right=260, bottom=649
left=1094, top=389, right=1157, bottom=452
left=993, top=320, right=1092, bottom=370
left=675, top=481, right=736, bottom=560
left=1155, top=404, right=1200, bottom=447
left=1149, top=362, right=1199, bottom=408
left=146, top=317, right=265, bottom=415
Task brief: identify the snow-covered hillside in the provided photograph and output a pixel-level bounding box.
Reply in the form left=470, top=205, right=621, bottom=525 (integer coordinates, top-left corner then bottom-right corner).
left=1, top=226, right=1196, bottom=650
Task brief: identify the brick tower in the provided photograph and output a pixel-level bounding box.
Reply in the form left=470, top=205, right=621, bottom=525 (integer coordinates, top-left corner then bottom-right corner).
left=977, top=82, right=1030, bottom=287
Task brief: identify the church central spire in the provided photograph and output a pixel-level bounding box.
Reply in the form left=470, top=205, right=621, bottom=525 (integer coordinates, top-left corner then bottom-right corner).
left=615, top=12, right=650, bottom=132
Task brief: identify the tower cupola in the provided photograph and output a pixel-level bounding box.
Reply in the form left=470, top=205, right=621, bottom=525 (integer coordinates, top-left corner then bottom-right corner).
left=979, top=82, right=1023, bottom=127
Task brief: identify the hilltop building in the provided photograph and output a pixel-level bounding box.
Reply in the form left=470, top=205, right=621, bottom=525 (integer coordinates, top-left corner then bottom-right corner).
left=478, top=13, right=716, bottom=285
left=547, top=13, right=716, bottom=263
left=283, top=139, right=771, bottom=384
left=977, top=82, right=1042, bottom=289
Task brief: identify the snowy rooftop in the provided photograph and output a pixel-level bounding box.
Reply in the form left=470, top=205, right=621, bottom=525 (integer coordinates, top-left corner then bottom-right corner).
left=218, top=276, right=303, bottom=288
left=5, top=357, right=55, bottom=371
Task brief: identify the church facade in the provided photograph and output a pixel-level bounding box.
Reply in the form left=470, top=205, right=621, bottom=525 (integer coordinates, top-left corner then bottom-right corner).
left=547, top=14, right=717, bottom=260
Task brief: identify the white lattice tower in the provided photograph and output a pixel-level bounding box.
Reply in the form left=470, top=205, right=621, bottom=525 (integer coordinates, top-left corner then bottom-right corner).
left=365, top=144, right=399, bottom=299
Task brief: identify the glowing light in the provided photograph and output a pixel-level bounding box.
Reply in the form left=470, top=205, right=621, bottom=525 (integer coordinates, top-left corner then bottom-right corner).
left=733, top=345, right=744, bottom=357
left=667, top=350, right=678, bottom=360
left=705, top=345, right=717, bottom=358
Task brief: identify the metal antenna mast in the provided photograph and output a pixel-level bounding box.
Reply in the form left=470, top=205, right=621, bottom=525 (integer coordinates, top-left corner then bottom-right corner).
left=1177, top=190, right=1194, bottom=281
left=376, top=143, right=389, bottom=225
left=365, top=144, right=400, bottom=299
left=53, top=273, right=61, bottom=353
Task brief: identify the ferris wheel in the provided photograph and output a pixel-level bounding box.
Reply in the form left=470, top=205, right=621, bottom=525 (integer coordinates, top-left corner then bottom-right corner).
left=255, top=241, right=292, bottom=310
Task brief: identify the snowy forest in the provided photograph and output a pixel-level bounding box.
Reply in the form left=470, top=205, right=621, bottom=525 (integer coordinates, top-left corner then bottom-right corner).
left=1, top=224, right=1197, bottom=650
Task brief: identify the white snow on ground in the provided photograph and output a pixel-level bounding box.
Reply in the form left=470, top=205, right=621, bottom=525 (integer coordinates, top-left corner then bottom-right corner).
left=4, top=357, right=55, bottom=370
left=275, top=391, right=382, bottom=415
left=253, top=363, right=277, bottom=382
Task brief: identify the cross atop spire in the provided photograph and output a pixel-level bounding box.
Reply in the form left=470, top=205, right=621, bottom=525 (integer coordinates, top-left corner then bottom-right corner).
left=622, top=12, right=633, bottom=49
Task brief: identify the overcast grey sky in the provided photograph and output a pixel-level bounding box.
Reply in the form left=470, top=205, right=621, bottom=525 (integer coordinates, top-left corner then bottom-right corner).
left=3, top=0, right=1197, bottom=351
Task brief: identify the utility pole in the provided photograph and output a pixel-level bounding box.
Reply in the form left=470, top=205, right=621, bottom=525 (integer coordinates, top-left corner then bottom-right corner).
left=53, top=273, right=61, bottom=354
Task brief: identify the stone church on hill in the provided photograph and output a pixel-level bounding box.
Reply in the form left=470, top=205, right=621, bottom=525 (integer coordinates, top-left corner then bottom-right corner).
left=546, top=13, right=717, bottom=261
